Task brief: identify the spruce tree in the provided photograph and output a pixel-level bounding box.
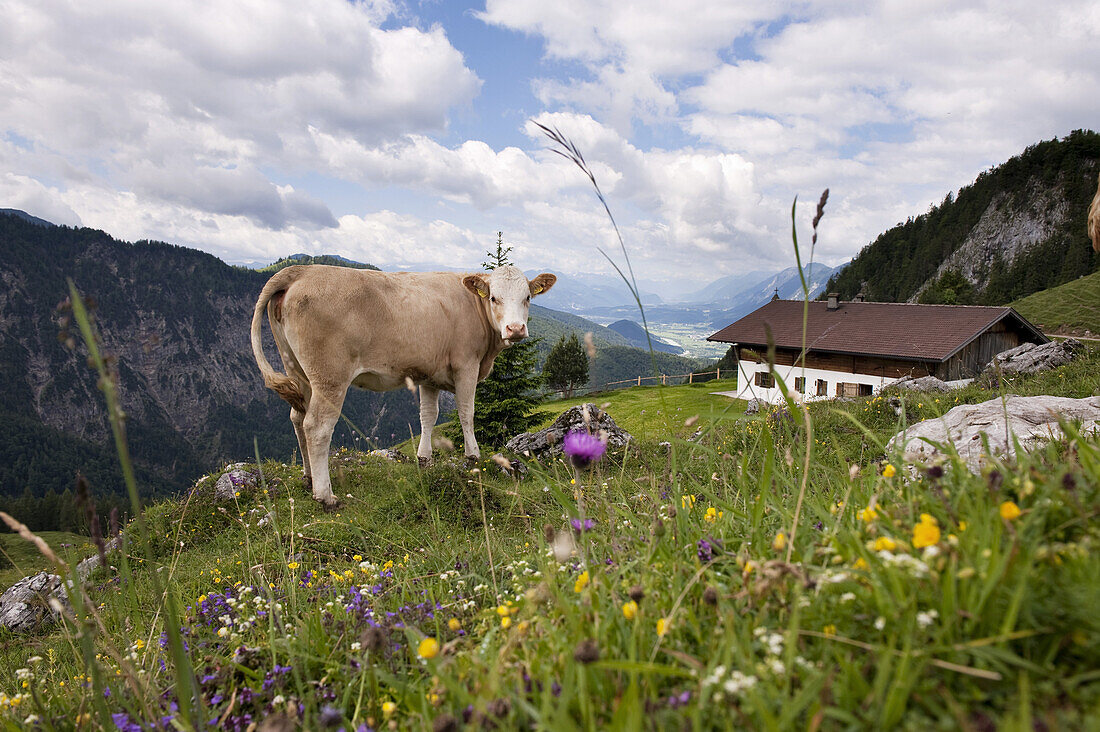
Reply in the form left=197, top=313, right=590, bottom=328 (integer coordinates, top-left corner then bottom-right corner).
left=543, top=333, right=589, bottom=397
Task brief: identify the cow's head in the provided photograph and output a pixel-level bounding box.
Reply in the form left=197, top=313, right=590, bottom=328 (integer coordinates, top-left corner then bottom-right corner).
left=463, top=266, right=556, bottom=344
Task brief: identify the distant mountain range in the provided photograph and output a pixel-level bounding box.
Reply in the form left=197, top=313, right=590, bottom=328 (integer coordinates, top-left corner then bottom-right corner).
left=606, top=319, right=683, bottom=354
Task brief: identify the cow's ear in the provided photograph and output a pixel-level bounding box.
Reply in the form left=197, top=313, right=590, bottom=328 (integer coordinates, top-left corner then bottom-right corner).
left=529, top=273, right=557, bottom=296
left=463, top=274, right=490, bottom=298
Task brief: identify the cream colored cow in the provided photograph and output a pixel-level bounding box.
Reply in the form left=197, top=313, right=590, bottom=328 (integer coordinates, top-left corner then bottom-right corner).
left=250, top=264, right=555, bottom=505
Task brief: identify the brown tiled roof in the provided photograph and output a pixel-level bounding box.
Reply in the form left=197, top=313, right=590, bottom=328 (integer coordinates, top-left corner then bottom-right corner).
left=707, top=300, right=1047, bottom=362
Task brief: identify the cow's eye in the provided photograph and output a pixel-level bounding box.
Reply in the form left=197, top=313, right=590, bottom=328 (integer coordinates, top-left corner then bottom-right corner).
left=490, top=296, right=496, bottom=303
left=526, top=295, right=530, bottom=302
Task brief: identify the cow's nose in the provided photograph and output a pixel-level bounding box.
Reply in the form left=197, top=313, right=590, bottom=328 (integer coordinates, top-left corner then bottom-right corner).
left=505, top=322, right=527, bottom=340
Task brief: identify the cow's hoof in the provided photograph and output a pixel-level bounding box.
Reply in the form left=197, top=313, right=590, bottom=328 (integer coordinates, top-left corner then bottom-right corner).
left=303, top=475, right=313, bottom=492
left=417, top=456, right=432, bottom=469
left=465, top=455, right=480, bottom=468
left=319, top=497, right=341, bottom=512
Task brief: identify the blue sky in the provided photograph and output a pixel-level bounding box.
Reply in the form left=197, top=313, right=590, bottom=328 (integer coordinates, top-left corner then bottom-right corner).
left=1, top=0, right=1097, bottom=296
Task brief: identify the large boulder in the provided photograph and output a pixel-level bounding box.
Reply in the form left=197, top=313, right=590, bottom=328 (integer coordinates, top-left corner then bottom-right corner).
left=888, top=375, right=971, bottom=393
left=887, top=395, right=1100, bottom=473
left=982, top=339, right=1082, bottom=379
left=0, top=572, right=70, bottom=632
left=212, top=463, right=259, bottom=502
left=505, top=404, right=632, bottom=463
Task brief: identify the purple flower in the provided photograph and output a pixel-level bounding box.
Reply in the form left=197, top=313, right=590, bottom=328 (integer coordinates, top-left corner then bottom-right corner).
left=570, top=518, right=595, bottom=534
left=563, top=431, right=606, bottom=469
left=697, top=539, right=714, bottom=563
left=112, top=712, right=142, bottom=732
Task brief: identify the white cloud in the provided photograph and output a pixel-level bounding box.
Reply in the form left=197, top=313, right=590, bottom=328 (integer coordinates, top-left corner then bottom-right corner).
left=0, top=0, right=480, bottom=229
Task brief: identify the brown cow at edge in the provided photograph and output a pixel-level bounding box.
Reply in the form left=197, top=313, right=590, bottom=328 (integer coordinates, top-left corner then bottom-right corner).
left=251, top=264, right=555, bottom=505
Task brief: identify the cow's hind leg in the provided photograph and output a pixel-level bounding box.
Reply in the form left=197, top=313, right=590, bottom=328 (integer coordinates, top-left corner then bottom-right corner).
left=290, top=407, right=311, bottom=489
left=454, top=368, right=480, bottom=463
left=417, top=385, right=440, bottom=466
left=302, top=383, right=347, bottom=506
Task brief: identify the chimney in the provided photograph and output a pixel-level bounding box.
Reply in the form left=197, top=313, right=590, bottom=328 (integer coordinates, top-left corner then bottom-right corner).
left=853, top=293, right=865, bottom=303
left=826, top=293, right=839, bottom=310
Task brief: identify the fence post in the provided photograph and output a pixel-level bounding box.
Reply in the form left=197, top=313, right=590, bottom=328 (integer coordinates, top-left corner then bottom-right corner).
left=717, top=367, right=721, bottom=381
left=689, top=372, right=693, bottom=384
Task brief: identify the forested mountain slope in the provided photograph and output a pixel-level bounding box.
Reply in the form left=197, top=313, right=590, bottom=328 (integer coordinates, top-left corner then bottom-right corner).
left=824, top=130, right=1099, bottom=304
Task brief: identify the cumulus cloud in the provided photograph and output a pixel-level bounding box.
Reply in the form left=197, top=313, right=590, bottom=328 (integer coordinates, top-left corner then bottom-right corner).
left=0, top=0, right=480, bottom=230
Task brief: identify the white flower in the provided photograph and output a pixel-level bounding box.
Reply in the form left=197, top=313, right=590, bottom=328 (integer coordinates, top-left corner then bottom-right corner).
left=916, top=610, right=939, bottom=628
left=350, top=642, right=362, bottom=651
left=840, top=592, right=856, bottom=603
left=874, top=617, right=886, bottom=631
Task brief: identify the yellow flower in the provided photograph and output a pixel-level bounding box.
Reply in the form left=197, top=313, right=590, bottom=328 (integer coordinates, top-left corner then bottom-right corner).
left=286, top=562, right=299, bottom=570
left=857, top=506, right=878, bottom=523
left=873, top=536, right=896, bottom=552
left=919, top=513, right=938, bottom=526
left=353, top=555, right=362, bottom=562
left=382, top=701, right=396, bottom=716
left=823, top=624, right=837, bottom=637
left=417, top=637, right=439, bottom=659
left=500, top=616, right=512, bottom=629
left=656, top=617, right=669, bottom=637
left=704, top=507, right=721, bottom=523
left=772, top=532, right=787, bottom=551
left=999, top=501, right=1021, bottom=521
left=853, top=557, right=869, bottom=570
left=447, top=617, right=462, bottom=632
left=622, top=601, right=638, bottom=621
left=574, top=571, right=590, bottom=593
left=133, top=639, right=145, bottom=650
left=912, top=521, right=941, bottom=549
left=881, top=464, right=896, bottom=478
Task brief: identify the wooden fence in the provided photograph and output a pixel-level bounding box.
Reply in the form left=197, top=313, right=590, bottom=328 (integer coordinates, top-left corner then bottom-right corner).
left=545, top=367, right=728, bottom=399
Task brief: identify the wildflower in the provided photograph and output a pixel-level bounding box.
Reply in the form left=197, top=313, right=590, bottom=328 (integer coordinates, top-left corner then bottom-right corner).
left=697, top=539, right=716, bottom=562
left=417, top=637, right=439, bottom=660
left=772, top=532, right=787, bottom=551
left=382, top=701, right=397, bottom=716
left=501, top=616, right=512, bottom=629
left=912, top=514, right=941, bottom=549
left=822, top=624, right=837, bottom=637
left=704, top=507, right=721, bottom=523
left=916, top=609, right=939, bottom=628
left=857, top=506, right=877, bottom=523
left=881, top=464, right=896, bottom=478
left=999, top=501, right=1021, bottom=521
left=570, top=518, right=595, bottom=534
left=574, top=571, right=589, bottom=593
left=873, top=536, right=897, bottom=552
left=448, top=618, right=462, bottom=632
left=622, top=601, right=638, bottom=620
left=853, top=557, right=869, bottom=570
left=287, top=562, right=299, bottom=571
left=657, top=617, right=669, bottom=637
left=563, top=432, right=606, bottom=469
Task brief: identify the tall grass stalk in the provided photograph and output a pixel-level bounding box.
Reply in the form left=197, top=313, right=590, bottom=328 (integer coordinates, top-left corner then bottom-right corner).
left=66, top=280, right=203, bottom=727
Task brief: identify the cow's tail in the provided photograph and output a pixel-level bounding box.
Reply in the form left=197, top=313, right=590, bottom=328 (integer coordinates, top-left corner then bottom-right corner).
left=251, top=268, right=308, bottom=413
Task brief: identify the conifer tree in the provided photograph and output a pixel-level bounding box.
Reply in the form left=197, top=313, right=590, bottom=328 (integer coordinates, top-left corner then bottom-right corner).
left=543, top=333, right=589, bottom=397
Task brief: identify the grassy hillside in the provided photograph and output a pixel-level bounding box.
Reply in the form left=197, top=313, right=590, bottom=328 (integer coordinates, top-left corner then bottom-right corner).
left=1, top=347, right=1097, bottom=729
left=1011, top=269, right=1100, bottom=335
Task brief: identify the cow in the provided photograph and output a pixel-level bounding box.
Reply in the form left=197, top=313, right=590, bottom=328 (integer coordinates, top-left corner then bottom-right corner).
left=250, top=264, right=556, bottom=505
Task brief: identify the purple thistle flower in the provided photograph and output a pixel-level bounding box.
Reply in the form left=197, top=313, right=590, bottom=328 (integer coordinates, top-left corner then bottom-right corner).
left=563, top=431, right=606, bottom=469
left=697, top=539, right=714, bottom=563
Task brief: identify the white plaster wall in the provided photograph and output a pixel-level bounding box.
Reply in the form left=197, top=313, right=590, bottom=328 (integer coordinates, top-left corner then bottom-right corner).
left=735, top=361, right=900, bottom=404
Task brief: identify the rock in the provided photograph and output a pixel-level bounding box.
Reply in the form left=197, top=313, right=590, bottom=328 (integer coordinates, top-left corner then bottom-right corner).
left=366, top=448, right=409, bottom=463
left=213, top=463, right=258, bottom=502
left=74, top=534, right=122, bottom=582
left=505, top=404, right=632, bottom=463
left=982, top=339, right=1082, bottom=378
left=0, top=571, right=70, bottom=632
left=887, top=395, right=1100, bottom=473
left=889, top=375, right=952, bottom=392
left=744, top=398, right=763, bottom=415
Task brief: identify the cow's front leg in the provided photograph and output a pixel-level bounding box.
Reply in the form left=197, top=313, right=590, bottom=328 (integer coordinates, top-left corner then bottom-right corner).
left=454, top=368, right=480, bottom=462
left=417, top=385, right=440, bottom=465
